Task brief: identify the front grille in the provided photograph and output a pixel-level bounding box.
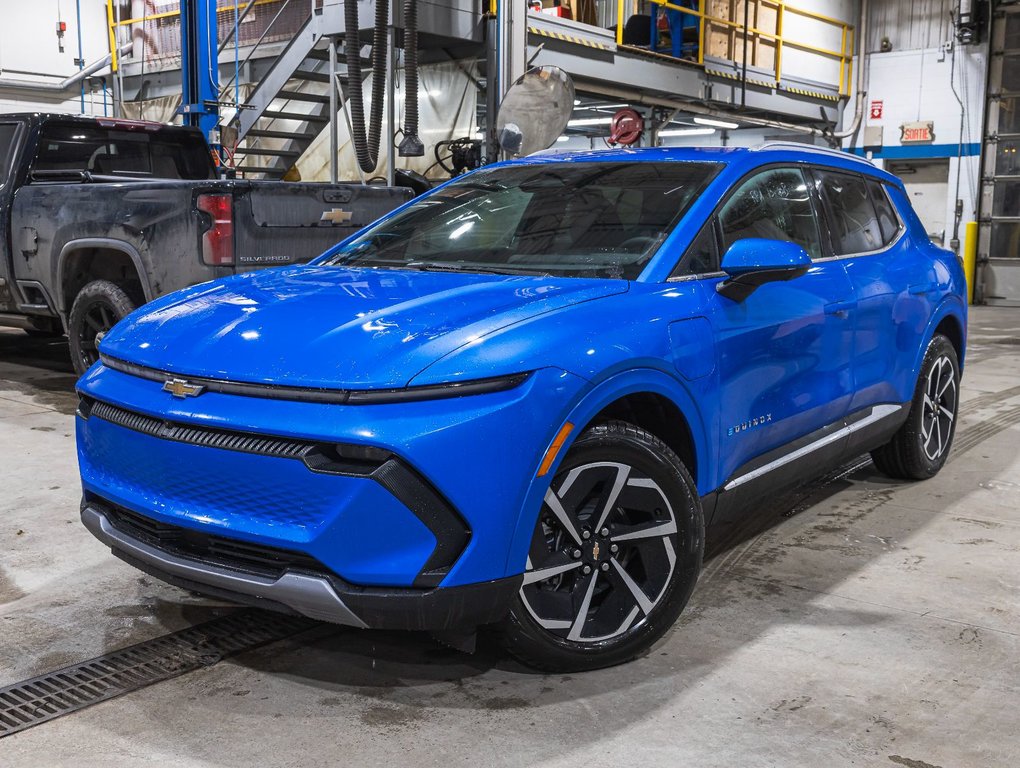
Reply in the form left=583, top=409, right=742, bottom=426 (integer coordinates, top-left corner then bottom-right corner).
left=82, top=397, right=312, bottom=460
left=101, top=501, right=328, bottom=579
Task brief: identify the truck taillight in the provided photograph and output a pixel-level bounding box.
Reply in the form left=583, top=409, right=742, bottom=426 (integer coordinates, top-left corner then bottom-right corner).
left=197, top=193, right=234, bottom=266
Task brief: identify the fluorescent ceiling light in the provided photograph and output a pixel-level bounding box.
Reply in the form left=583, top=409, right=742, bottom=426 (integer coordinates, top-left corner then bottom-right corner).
left=588, top=103, right=630, bottom=110
left=692, top=116, right=739, bottom=129
left=659, top=127, right=716, bottom=137
left=556, top=135, right=570, bottom=142
left=567, top=117, right=614, bottom=127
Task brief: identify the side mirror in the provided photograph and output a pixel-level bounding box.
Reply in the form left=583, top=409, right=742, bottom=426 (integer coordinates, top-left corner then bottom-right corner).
left=717, top=238, right=811, bottom=301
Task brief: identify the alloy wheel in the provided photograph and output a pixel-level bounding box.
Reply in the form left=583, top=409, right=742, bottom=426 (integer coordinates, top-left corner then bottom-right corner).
left=921, top=354, right=957, bottom=461
left=520, top=461, right=679, bottom=643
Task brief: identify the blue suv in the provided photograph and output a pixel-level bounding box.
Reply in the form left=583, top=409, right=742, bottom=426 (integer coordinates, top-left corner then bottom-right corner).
left=76, top=145, right=967, bottom=671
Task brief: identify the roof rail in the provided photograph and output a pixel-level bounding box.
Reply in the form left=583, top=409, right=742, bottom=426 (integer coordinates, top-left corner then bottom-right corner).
left=752, top=141, right=876, bottom=165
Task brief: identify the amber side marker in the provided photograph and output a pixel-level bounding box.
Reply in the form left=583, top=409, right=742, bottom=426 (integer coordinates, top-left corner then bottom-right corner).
left=538, top=422, right=574, bottom=477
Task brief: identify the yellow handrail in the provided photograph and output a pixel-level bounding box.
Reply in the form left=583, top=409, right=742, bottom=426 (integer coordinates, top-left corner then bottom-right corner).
left=617, top=0, right=854, bottom=96
left=106, top=0, right=118, bottom=72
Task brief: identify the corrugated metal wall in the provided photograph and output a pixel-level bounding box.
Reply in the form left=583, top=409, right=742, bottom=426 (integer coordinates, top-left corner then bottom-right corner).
left=866, top=0, right=954, bottom=52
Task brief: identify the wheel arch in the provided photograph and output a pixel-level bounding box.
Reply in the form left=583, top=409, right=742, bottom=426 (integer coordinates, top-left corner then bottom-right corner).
left=55, top=239, right=152, bottom=320
left=911, top=297, right=967, bottom=383
left=504, top=368, right=713, bottom=578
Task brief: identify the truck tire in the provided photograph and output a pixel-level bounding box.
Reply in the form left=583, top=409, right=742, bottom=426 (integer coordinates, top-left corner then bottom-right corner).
left=68, top=280, right=136, bottom=376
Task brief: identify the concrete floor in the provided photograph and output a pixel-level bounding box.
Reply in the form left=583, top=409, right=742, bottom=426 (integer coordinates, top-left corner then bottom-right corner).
left=2, top=308, right=1019, bottom=767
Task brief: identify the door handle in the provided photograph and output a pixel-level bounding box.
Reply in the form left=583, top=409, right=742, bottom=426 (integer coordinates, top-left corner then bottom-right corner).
left=824, top=299, right=857, bottom=317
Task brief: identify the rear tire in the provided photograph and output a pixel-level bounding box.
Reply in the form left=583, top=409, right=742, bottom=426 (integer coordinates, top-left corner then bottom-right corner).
left=871, top=334, right=960, bottom=480
left=68, top=280, right=136, bottom=376
left=497, top=420, right=703, bottom=672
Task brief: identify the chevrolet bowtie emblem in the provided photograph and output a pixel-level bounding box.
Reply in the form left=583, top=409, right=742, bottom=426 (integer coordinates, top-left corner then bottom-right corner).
left=320, top=208, right=353, bottom=225
left=163, top=378, right=205, bottom=398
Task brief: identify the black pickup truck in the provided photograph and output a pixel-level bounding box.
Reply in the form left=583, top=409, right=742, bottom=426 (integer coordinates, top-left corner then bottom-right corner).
left=0, top=113, right=411, bottom=373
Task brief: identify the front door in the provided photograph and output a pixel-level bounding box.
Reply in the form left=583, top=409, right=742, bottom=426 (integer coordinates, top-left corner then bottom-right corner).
left=705, top=166, right=857, bottom=485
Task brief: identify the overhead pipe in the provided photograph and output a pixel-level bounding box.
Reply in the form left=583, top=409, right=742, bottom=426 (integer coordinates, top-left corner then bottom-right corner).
left=0, top=43, right=132, bottom=95
left=346, top=0, right=391, bottom=174
left=76, top=0, right=85, bottom=112
left=398, top=0, right=424, bottom=156
left=829, top=0, right=869, bottom=141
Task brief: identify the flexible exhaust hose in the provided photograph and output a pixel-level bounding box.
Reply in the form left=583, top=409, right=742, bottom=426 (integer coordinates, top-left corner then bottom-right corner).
left=345, top=0, right=390, bottom=173
left=398, top=0, right=424, bottom=156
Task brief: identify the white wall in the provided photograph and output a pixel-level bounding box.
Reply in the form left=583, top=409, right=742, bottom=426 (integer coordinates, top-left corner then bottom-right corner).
left=0, top=0, right=113, bottom=115
left=843, top=41, right=986, bottom=247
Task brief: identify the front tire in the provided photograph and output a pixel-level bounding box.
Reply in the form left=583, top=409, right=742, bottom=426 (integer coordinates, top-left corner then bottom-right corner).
left=497, top=420, right=704, bottom=672
left=871, top=334, right=960, bottom=480
left=68, top=280, right=136, bottom=376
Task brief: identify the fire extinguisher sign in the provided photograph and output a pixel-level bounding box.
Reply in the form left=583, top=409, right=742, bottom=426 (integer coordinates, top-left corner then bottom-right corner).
left=869, top=100, right=883, bottom=120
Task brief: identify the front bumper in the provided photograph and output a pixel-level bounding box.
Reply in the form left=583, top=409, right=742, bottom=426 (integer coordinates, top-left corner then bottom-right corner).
left=76, top=362, right=587, bottom=589
left=82, top=500, right=522, bottom=630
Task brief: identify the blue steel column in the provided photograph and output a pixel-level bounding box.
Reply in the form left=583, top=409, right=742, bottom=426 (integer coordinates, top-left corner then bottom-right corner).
left=178, top=0, right=220, bottom=143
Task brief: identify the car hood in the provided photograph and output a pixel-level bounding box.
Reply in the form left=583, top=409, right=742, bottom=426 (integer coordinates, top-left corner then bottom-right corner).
left=99, top=266, right=628, bottom=389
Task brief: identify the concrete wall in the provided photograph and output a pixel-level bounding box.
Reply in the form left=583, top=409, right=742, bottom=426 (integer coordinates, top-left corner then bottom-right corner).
left=0, top=0, right=113, bottom=115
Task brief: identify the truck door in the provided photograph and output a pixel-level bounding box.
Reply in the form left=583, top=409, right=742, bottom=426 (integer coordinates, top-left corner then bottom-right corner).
left=0, top=120, right=24, bottom=313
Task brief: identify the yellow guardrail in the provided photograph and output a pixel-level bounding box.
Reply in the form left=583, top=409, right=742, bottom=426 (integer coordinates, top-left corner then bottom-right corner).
left=614, top=0, right=854, bottom=97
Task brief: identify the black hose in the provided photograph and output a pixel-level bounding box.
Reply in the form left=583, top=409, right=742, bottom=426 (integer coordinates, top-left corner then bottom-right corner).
left=345, top=0, right=390, bottom=173
left=398, top=0, right=424, bottom=156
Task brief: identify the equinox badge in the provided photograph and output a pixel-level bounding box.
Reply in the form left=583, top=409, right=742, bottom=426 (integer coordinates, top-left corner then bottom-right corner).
left=163, top=378, right=206, bottom=399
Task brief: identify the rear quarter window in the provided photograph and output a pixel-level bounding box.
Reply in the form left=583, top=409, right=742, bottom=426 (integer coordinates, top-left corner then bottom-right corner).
left=867, top=179, right=902, bottom=245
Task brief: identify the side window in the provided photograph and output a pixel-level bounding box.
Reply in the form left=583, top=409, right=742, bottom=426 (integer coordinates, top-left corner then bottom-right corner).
left=867, top=179, right=901, bottom=245
left=719, top=167, right=822, bottom=260
left=0, top=123, right=19, bottom=187
left=672, top=222, right=719, bottom=277
left=816, top=170, right=882, bottom=254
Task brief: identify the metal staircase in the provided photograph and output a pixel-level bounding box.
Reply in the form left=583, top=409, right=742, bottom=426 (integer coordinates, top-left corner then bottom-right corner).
left=224, top=0, right=482, bottom=180
left=226, top=4, right=341, bottom=179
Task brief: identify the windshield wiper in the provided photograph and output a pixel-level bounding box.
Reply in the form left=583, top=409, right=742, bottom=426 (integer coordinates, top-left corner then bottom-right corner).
left=404, top=261, right=551, bottom=277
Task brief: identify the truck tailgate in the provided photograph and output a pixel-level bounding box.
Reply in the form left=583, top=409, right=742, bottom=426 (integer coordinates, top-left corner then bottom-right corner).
left=234, top=182, right=412, bottom=268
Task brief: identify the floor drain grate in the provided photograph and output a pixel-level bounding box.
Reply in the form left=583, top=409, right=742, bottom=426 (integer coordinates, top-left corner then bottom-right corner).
left=0, top=609, right=315, bottom=738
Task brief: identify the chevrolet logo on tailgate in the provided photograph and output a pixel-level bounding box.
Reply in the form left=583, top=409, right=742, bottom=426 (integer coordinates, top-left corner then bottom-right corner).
left=320, top=208, right=354, bottom=225
left=163, top=378, right=206, bottom=398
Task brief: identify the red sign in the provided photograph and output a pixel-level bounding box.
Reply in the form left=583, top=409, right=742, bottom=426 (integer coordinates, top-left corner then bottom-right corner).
left=869, top=100, right=883, bottom=120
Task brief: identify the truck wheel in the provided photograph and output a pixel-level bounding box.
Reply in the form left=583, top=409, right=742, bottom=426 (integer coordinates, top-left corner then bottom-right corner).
left=68, top=280, right=136, bottom=375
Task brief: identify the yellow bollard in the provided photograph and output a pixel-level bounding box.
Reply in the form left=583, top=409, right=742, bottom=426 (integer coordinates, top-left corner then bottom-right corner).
left=963, top=221, right=978, bottom=305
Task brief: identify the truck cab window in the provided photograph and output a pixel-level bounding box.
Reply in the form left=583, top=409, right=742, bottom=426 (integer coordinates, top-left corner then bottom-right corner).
left=31, top=124, right=214, bottom=180
left=0, top=124, right=19, bottom=187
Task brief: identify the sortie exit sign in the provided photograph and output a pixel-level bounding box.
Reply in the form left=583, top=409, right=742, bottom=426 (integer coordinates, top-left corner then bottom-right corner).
left=900, top=121, right=935, bottom=144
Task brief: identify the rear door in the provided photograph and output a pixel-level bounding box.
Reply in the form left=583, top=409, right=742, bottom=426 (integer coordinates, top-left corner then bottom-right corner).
left=703, top=165, right=857, bottom=485
left=813, top=168, right=923, bottom=411
left=0, top=119, right=25, bottom=312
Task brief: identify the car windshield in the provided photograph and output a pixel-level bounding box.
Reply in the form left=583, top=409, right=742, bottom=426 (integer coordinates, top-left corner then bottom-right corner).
left=321, top=161, right=718, bottom=279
